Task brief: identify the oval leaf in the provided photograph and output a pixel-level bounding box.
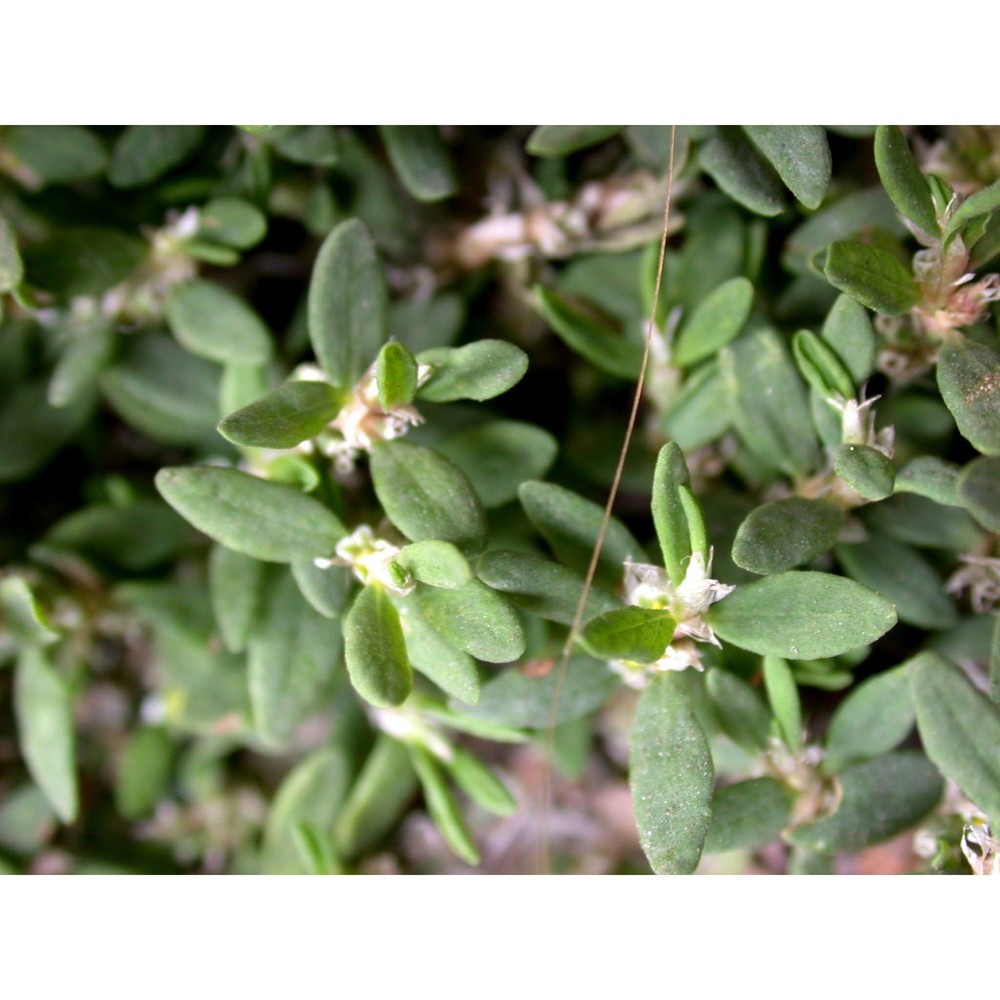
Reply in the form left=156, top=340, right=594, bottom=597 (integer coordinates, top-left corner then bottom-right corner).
left=526, top=125, right=622, bottom=157
left=343, top=585, right=412, bottom=707
left=707, top=571, right=898, bottom=659
left=375, top=341, right=418, bottom=409
left=630, top=673, right=714, bottom=874
left=416, top=340, right=528, bottom=402
left=581, top=606, right=677, bottom=663
left=218, top=380, right=341, bottom=449
left=823, top=241, right=919, bottom=316
left=704, top=777, right=794, bottom=854
left=873, top=125, right=940, bottom=236
left=379, top=125, right=458, bottom=202
left=957, top=455, right=1000, bottom=532
left=416, top=579, right=524, bottom=664
left=833, top=443, right=895, bottom=501
left=672, top=277, right=754, bottom=367
left=732, top=497, right=844, bottom=575
left=744, top=125, right=831, bottom=210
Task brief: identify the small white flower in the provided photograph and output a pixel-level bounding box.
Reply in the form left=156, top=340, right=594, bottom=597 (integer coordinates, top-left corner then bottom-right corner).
left=610, top=550, right=735, bottom=683
left=962, top=816, right=1000, bottom=876
left=316, top=524, right=414, bottom=596
left=827, top=386, right=894, bottom=458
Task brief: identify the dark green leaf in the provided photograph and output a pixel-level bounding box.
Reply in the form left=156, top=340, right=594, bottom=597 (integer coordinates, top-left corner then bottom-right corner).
left=704, top=778, right=794, bottom=854
left=732, top=497, right=844, bottom=575
left=662, top=362, right=732, bottom=451
left=823, top=241, right=919, bottom=315
left=581, top=606, right=677, bottom=663
left=165, top=279, right=272, bottom=365
left=863, top=492, right=982, bottom=551
left=376, top=341, right=418, bottom=409
left=209, top=545, right=264, bottom=653
left=792, top=328, right=855, bottom=399
left=519, top=480, right=646, bottom=591
left=533, top=286, right=642, bottom=379
left=957, top=455, right=1000, bottom=532
left=0, top=576, right=59, bottom=647
left=526, top=126, right=622, bottom=157
left=894, top=456, right=961, bottom=506
left=14, top=647, right=77, bottom=823
left=48, top=321, right=115, bottom=408
left=672, top=277, right=754, bottom=367
left=4, top=125, right=106, bottom=185
left=379, top=126, right=458, bottom=202
left=824, top=664, right=915, bottom=771
left=476, top=549, right=618, bottom=626
left=910, top=652, right=1000, bottom=821
left=630, top=673, right=714, bottom=874
left=708, top=571, right=897, bottom=659
left=416, top=579, right=524, bottom=664
left=108, top=125, right=204, bottom=187
left=938, top=335, right=1000, bottom=455
left=370, top=440, right=486, bottom=552
left=24, top=226, right=144, bottom=300
left=396, top=595, right=480, bottom=704
left=944, top=177, right=1000, bottom=242
left=706, top=668, right=772, bottom=752
left=291, top=558, right=352, bottom=619
left=651, top=442, right=692, bottom=586
left=308, top=219, right=387, bottom=388
left=446, top=748, right=516, bottom=817
left=155, top=466, right=346, bottom=563
left=763, top=655, right=802, bottom=752
left=434, top=420, right=557, bottom=508
left=343, top=585, right=412, bottom=707
left=416, top=340, right=528, bottom=402
left=873, top=126, right=940, bottom=235
left=115, top=727, right=173, bottom=820
left=820, top=294, right=878, bottom=384
left=0, top=210, right=23, bottom=293
left=218, top=381, right=341, bottom=449
left=700, top=127, right=785, bottom=216
left=744, top=126, right=831, bottom=209
left=271, top=125, right=339, bottom=166
left=395, top=540, right=471, bottom=590
left=787, top=751, right=943, bottom=852
left=833, top=444, right=895, bottom=501
left=249, top=570, right=342, bottom=747
left=197, top=197, right=267, bottom=249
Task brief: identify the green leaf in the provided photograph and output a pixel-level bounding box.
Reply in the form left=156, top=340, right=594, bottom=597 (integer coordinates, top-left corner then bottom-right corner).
left=291, top=558, right=352, bottom=620
left=370, top=440, right=486, bottom=552
left=262, top=747, right=351, bottom=874
left=249, top=570, right=342, bottom=747
left=0, top=378, right=93, bottom=483
left=101, top=332, right=221, bottom=447
left=532, top=286, right=642, bottom=379
left=699, top=127, right=785, bottom=217
left=824, top=664, right=915, bottom=771
left=209, top=545, right=264, bottom=653
left=732, top=497, right=844, bottom=576
left=434, top=420, right=558, bottom=508
left=833, top=444, right=895, bottom=501
left=0, top=210, right=23, bottom=293
left=957, top=455, right=1000, bottom=532
left=992, top=614, right=1000, bottom=706
left=389, top=292, right=465, bottom=353
left=334, top=735, right=419, bottom=860
left=894, top=456, right=961, bottom=506
left=196, top=197, right=267, bottom=249
left=108, top=125, right=204, bottom=187
left=704, top=778, right=794, bottom=854
left=115, top=726, right=173, bottom=821
left=836, top=536, right=957, bottom=631
left=823, top=241, right=919, bottom=316
left=744, top=125, right=831, bottom=210
left=720, top=327, right=819, bottom=478
left=525, top=125, right=622, bottom=157
left=476, top=549, right=618, bottom=626
left=792, top=329, right=855, bottom=399
left=3, top=125, right=106, bottom=185
left=706, top=668, right=772, bottom=752
left=580, top=606, right=677, bottom=663
left=395, top=540, right=471, bottom=590
left=519, top=480, right=645, bottom=591
left=763, top=655, right=802, bottom=752
left=416, top=340, right=528, bottom=402
left=864, top=492, right=982, bottom=552
left=410, top=746, right=480, bottom=865
left=416, top=579, right=524, bottom=663
left=787, top=751, right=943, bottom=853
left=662, top=362, right=732, bottom=451
left=165, top=279, right=272, bottom=365
left=24, top=226, right=144, bottom=300
left=943, top=177, right=1000, bottom=242
left=343, top=585, right=412, bottom=707
left=375, top=341, right=418, bottom=409
left=271, top=125, right=339, bottom=166
left=48, top=320, right=115, bottom=408
left=0, top=576, right=59, bottom=647
left=379, top=126, right=458, bottom=202
left=14, top=647, right=77, bottom=823
left=458, top=655, right=615, bottom=729
left=873, top=126, right=940, bottom=236
left=672, top=277, right=754, bottom=367
left=820, top=294, right=878, bottom=384
left=155, top=466, right=346, bottom=563
left=910, top=652, right=1000, bottom=821
left=396, top=596, right=480, bottom=704
left=446, top=748, right=516, bottom=817
left=630, top=673, right=714, bottom=874
left=218, top=381, right=341, bottom=449
left=708, top=571, right=897, bottom=659
left=308, top=219, right=387, bottom=389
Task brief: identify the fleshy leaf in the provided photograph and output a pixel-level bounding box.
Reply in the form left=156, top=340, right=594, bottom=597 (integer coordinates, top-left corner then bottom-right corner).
left=165, top=279, right=272, bottom=365
left=342, top=585, right=412, bottom=707
left=379, top=126, right=457, bottom=202
left=580, top=606, right=677, bottom=663
left=873, top=126, right=940, bottom=236
left=704, top=778, right=794, bottom=854
left=823, top=241, right=920, bottom=316
left=108, top=125, right=204, bottom=188
left=525, top=126, right=622, bottom=157
left=218, top=381, right=341, bottom=449
left=744, top=125, right=831, bottom=210
left=416, top=340, right=528, bottom=402
left=375, top=341, right=418, bottom=409
left=732, top=497, right=844, bottom=575
left=672, top=277, right=754, bottom=367
left=699, top=127, right=785, bottom=216
left=957, top=455, right=1000, bottom=532
left=833, top=443, right=895, bottom=501
left=416, top=580, right=524, bottom=664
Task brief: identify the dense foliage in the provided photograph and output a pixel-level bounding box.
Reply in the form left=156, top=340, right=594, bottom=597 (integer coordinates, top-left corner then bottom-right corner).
left=1, top=125, right=999, bottom=874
